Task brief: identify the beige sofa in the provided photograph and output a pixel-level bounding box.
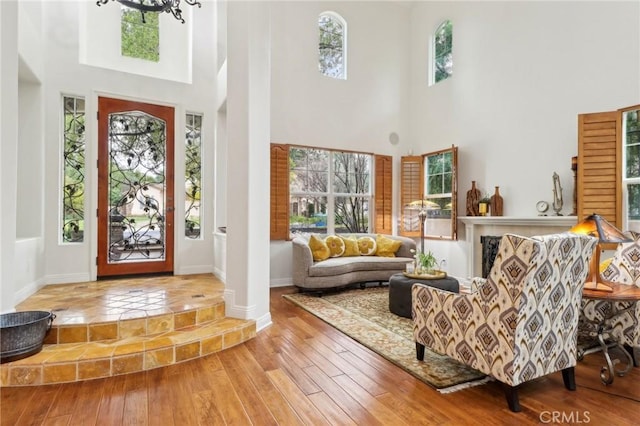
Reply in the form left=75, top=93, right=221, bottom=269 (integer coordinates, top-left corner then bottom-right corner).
left=291, top=233, right=416, bottom=291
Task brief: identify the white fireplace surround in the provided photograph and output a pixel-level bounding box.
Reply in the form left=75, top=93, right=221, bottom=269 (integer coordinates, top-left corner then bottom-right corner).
left=459, top=216, right=579, bottom=277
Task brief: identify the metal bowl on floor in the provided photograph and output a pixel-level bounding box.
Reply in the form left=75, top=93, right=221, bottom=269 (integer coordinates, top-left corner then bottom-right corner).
left=0, top=311, right=55, bottom=363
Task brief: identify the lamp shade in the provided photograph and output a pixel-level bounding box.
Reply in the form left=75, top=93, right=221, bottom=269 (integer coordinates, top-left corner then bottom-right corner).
left=570, top=214, right=632, bottom=244
left=569, top=213, right=631, bottom=292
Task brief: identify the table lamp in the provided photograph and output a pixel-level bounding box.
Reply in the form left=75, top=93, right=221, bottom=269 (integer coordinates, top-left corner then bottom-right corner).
left=418, top=207, right=427, bottom=253
left=569, top=213, right=632, bottom=292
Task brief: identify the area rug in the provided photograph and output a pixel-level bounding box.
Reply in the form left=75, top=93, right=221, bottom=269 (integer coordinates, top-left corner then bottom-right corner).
left=283, top=286, right=492, bottom=393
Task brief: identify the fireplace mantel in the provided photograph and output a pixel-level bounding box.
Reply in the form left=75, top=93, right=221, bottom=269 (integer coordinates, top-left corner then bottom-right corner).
left=459, top=216, right=578, bottom=277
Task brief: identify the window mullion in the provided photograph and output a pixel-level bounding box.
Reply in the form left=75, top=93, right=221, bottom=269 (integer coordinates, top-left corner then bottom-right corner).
left=327, top=152, right=335, bottom=234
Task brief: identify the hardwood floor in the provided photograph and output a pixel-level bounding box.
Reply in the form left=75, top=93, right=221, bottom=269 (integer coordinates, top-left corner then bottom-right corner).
left=2, top=285, right=638, bottom=425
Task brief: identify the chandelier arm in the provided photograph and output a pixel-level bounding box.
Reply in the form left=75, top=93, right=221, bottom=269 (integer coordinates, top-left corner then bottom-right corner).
left=97, top=0, right=201, bottom=23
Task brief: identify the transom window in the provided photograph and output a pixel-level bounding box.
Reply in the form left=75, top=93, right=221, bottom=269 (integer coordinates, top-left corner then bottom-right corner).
left=290, top=147, right=370, bottom=235
left=121, top=6, right=160, bottom=62
left=318, top=12, right=347, bottom=80
left=432, top=20, right=453, bottom=85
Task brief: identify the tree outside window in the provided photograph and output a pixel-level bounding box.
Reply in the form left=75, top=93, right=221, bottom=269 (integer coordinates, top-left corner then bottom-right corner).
left=433, top=20, right=452, bottom=84
left=289, top=147, right=370, bottom=235
left=318, top=13, right=346, bottom=79
left=185, top=113, right=202, bottom=239
left=62, top=96, right=86, bottom=243
left=121, top=7, right=160, bottom=62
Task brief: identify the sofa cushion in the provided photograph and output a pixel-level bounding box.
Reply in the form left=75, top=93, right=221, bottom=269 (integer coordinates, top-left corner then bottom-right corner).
left=357, top=236, right=377, bottom=256
left=309, top=235, right=331, bottom=261
left=325, top=235, right=345, bottom=257
left=375, top=234, right=402, bottom=257
left=340, top=235, right=360, bottom=257
left=309, top=256, right=411, bottom=277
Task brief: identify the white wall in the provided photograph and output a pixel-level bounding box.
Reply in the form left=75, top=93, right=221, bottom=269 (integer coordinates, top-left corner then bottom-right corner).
left=0, top=0, right=20, bottom=312
left=408, top=1, right=640, bottom=278
left=79, top=1, right=193, bottom=83
left=0, top=1, right=219, bottom=309
left=269, top=1, right=412, bottom=285
left=268, top=1, right=640, bottom=285
left=38, top=1, right=217, bottom=285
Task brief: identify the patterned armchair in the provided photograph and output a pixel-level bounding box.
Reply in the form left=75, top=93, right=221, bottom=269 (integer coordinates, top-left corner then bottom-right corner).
left=413, top=233, right=596, bottom=412
left=580, top=230, right=640, bottom=365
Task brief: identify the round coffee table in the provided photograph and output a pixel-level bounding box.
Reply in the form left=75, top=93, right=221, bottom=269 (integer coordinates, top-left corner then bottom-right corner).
left=388, top=273, right=459, bottom=318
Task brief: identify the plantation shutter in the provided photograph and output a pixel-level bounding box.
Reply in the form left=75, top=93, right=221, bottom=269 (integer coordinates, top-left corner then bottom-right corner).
left=577, top=111, right=622, bottom=228
left=374, top=155, right=392, bottom=234
left=270, top=144, right=290, bottom=240
left=399, top=155, right=423, bottom=237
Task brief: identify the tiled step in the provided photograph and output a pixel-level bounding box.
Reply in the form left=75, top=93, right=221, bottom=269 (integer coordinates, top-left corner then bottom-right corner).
left=1, top=316, right=256, bottom=386
left=45, top=302, right=227, bottom=344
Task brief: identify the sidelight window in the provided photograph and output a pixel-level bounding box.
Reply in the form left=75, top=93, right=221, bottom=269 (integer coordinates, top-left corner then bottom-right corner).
left=185, top=113, right=203, bottom=239
left=62, top=96, right=86, bottom=243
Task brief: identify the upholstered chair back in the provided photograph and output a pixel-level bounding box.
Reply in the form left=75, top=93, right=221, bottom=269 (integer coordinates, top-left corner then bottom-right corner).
left=601, top=231, right=640, bottom=286
left=413, top=232, right=596, bottom=387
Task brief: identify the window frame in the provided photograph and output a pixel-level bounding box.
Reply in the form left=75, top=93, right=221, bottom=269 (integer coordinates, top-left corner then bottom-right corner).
left=185, top=112, right=203, bottom=239
left=399, top=146, right=458, bottom=241
left=61, top=95, right=87, bottom=244
left=121, top=5, right=160, bottom=62
left=270, top=145, right=392, bottom=240
left=318, top=11, right=347, bottom=80
left=430, top=19, right=453, bottom=85
left=289, top=146, right=371, bottom=235
left=621, top=105, right=640, bottom=232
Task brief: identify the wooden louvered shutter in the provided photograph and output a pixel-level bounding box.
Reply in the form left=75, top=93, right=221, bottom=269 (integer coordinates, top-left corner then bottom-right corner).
left=577, top=111, right=622, bottom=228
left=374, top=155, right=392, bottom=234
left=399, top=156, right=423, bottom=237
left=270, top=144, right=290, bottom=240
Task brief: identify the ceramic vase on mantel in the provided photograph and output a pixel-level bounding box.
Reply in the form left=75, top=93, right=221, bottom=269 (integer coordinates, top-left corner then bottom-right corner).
left=466, top=181, right=481, bottom=216
left=490, top=186, right=504, bottom=216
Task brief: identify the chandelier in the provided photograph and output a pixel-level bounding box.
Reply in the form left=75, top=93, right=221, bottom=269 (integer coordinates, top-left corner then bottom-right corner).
left=97, top=0, right=202, bottom=24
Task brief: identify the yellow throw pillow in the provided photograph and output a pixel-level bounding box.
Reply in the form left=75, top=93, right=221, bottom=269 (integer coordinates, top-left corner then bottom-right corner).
left=357, top=236, right=377, bottom=256
left=309, top=235, right=331, bottom=261
left=375, top=234, right=402, bottom=257
left=340, top=235, right=360, bottom=257
left=325, top=235, right=346, bottom=257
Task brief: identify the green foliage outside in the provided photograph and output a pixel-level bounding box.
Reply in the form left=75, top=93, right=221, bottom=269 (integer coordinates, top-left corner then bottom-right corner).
left=426, top=151, right=453, bottom=210
left=318, top=14, right=344, bottom=78
left=434, top=20, right=453, bottom=83
left=121, top=9, right=159, bottom=62
left=63, top=97, right=86, bottom=242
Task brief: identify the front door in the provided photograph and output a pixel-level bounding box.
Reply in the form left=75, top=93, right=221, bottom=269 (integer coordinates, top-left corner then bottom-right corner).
left=97, top=97, right=175, bottom=277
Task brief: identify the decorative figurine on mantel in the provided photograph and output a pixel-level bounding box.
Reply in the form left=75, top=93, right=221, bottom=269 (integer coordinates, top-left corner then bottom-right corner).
left=466, top=181, right=481, bottom=216
left=552, top=172, right=563, bottom=216
left=490, top=186, right=503, bottom=216
left=478, top=194, right=491, bottom=216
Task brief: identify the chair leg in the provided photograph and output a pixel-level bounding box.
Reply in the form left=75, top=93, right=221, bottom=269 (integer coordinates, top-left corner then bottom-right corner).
left=623, top=345, right=638, bottom=367
left=502, top=384, right=521, bottom=412
left=562, top=367, right=576, bottom=390
left=416, top=342, right=425, bottom=361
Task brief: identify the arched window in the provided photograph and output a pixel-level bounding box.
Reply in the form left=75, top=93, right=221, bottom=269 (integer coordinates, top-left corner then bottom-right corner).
left=318, top=12, right=347, bottom=79
left=432, top=20, right=452, bottom=84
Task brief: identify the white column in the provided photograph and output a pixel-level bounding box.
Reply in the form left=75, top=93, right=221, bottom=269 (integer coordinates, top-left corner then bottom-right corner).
left=224, top=1, right=271, bottom=329
left=0, top=0, right=19, bottom=312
